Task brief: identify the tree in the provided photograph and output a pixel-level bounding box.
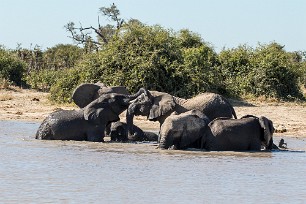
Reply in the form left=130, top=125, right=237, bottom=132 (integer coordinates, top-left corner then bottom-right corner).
left=65, top=3, right=124, bottom=48
left=0, top=47, right=27, bottom=86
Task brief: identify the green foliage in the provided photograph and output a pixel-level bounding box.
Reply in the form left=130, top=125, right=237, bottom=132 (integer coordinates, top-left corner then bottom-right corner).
left=177, top=29, right=203, bottom=49
left=25, top=69, right=60, bottom=91
left=80, top=21, right=184, bottom=94
left=219, top=45, right=254, bottom=96
left=0, top=47, right=27, bottom=86
left=249, top=43, right=302, bottom=99
left=49, top=68, right=82, bottom=103
left=2, top=10, right=305, bottom=103
left=177, top=44, right=221, bottom=96
left=219, top=43, right=304, bottom=99
left=43, top=44, right=83, bottom=70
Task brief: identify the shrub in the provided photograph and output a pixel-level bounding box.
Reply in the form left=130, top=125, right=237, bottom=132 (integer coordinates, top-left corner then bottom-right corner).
left=176, top=44, right=221, bottom=96
left=0, top=48, right=27, bottom=86
left=43, top=44, right=83, bottom=70
left=249, top=43, right=302, bottom=99
left=219, top=43, right=304, bottom=99
left=25, top=69, right=61, bottom=91
left=218, top=45, right=253, bottom=97
left=49, top=68, right=82, bottom=103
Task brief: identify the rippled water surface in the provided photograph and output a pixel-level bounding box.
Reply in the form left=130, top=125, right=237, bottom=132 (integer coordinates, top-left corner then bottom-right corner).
left=0, top=120, right=306, bottom=203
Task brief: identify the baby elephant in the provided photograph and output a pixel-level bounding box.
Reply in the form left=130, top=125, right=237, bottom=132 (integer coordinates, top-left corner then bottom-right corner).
left=109, top=121, right=158, bottom=142
left=201, top=115, right=275, bottom=151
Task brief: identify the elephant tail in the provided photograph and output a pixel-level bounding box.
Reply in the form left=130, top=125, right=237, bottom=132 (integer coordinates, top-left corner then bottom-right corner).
left=224, top=97, right=237, bottom=119
left=35, top=120, right=53, bottom=140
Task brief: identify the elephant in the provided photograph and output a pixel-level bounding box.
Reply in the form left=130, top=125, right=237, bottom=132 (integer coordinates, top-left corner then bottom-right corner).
left=200, top=115, right=275, bottom=151
left=159, top=112, right=275, bottom=151
left=35, top=88, right=148, bottom=142
left=109, top=121, right=158, bottom=142
left=72, top=82, right=130, bottom=108
left=126, top=90, right=237, bottom=137
left=159, top=110, right=210, bottom=150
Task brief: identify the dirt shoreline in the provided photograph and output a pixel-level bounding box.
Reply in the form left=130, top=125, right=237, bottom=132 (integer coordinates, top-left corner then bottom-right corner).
left=1, top=86, right=305, bottom=137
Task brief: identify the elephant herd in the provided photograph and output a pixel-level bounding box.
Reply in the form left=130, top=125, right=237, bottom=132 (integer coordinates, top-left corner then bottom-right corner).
left=35, top=82, right=279, bottom=151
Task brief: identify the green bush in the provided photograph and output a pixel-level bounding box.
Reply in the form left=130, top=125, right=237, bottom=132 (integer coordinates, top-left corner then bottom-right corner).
left=76, top=21, right=184, bottom=95
left=49, top=68, right=82, bottom=103
left=176, top=44, right=221, bottom=96
left=25, top=69, right=61, bottom=91
left=4, top=22, right=303, bottom=102
left=0, top=48, right=27, bottom=86
left=249, top=43, right=302, bottom=99
left=43, top=44, right=83, bottom=70
left=219, top=43, right=304, bottom=99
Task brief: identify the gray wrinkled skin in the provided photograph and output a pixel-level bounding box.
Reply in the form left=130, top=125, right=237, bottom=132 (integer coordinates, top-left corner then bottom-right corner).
left=35, top=109, right=104, bottom=141
left=159, top=110, right=210, bottom=150
left=36, top=89, right=147, bottom=142
left=201, top=115, right=275, bottom=151
left=126, top=90, right=237, bottom=138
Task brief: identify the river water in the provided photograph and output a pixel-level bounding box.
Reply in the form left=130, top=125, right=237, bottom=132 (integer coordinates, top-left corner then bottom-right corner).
left=0, top=120, right=305, bottom=203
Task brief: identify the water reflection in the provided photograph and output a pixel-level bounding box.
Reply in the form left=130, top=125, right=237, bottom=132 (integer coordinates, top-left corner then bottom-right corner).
left=0, top=120, right=306, bottom=203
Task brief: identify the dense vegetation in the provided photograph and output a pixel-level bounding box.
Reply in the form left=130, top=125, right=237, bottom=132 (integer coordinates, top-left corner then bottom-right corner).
left=1, top=5, right=305, bottom=103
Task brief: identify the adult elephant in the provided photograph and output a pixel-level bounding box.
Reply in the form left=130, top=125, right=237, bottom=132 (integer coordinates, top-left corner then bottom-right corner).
left=159, top=112, right=275, bottom=151
left=35, top=88, right=148, bottom=142
left=159, top=110, right=210, bottom=150
left=200, top=115, right=275, bottom=151
left=72, top=82, right=130, bottom=108
left=126, top=90, right=237, bottom=137
left=109, top=121, right=158, bottom=142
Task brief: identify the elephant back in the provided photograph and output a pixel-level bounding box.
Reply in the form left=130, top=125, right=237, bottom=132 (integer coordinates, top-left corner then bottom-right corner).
left=160, top=110, right=208, bottom=149
left=183, top=92, right=236, bottom=120
left=72, top=83, right=130, bottom=108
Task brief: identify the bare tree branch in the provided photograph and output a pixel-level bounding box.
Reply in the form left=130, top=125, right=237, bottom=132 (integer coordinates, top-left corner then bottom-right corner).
left=65, top=3, right=124, bottom=48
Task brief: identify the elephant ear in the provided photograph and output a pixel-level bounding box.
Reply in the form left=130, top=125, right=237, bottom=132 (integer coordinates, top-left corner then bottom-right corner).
left=72, top=83, right=101, bottom=108
left=148, top=92, right=176, bottom=120
left=83, top=94, right=121, bottom=124
left=258, top=116, right=274, bottom=145
left=83, top=97, right=108, bottom=124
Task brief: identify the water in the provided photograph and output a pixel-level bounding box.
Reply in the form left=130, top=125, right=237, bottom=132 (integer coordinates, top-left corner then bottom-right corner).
left=0, top=120, right=306, bottom=203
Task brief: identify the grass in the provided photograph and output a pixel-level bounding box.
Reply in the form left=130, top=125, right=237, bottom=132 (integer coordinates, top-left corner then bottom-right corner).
left=0, top=93, right=13, bottom=101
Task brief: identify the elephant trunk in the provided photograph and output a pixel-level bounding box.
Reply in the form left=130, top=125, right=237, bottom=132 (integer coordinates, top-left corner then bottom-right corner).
left=266, top=138, right=274, bottom=150
left=125, top=88, right=151, bottom=137
left=126, top=104, right=136, bottom=137
left=127, top=88, right=149, bottom=101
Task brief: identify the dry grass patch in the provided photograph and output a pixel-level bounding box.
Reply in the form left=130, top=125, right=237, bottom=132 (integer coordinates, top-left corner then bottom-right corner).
left=0, top=93, right=13, bottom=101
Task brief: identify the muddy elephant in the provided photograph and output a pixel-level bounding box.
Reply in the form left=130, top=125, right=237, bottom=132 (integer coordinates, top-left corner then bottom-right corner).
left=200, top=115, right=275, bottom=151
left=72, top=82, right=130, bottom=108
left=35, top=88, right=148, bottom=142
left=109, top=121, right=158, bottom=142
left=159, top=110, right=210, bottom=149
left=126, top=90, right=237, bottom=137
left=159, top=112, right=275, bottom=151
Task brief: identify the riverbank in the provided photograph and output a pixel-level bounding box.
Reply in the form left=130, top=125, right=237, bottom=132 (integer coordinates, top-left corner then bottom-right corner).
left=1, top=86, right=305, bottom=137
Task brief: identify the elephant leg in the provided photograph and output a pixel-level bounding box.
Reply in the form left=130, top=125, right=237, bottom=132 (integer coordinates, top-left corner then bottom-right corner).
left=105, top=123, right=112, bottom=137
left=87, top=128, right=105, bottom=142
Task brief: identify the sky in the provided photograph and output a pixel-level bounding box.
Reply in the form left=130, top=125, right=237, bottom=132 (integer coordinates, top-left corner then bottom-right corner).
left=1, top=0, right=305, bottom=52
